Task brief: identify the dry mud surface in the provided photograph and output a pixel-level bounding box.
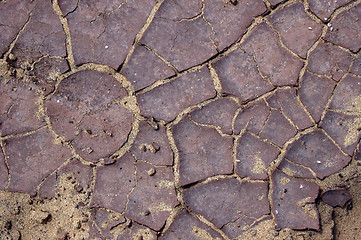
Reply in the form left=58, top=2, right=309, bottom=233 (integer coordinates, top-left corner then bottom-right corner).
left=0, top=0, right=361, bottom=239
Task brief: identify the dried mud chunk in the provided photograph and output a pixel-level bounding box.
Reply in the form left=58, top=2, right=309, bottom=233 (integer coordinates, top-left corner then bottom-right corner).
left=121, top=45, right=175, bottom=91
left=15, top=0, right=66, bottom=57
left=259, top=110, right=297, bottom=147
left=189, top=98, right=238, bottom=135
left=325, top=4, right=361, bottom=52
left=173, top=117, right=233, bottom=186
left=271, top=170, right=320, bottom=230
left=91, top=153, right=135, bottom=213
left=141, top=13, right=217, bottom=71
left=5, top=128, right=72, bottom=195
left=0, top=80, right=45, bottom=136
left=351, top=57, right=361, bottom=75
left=308, top=0, right=353, bottom=20
left=236, top=132, right=280, bottom=180
left=278, top=159, right=315, bottom=179
left=285, top=130, right=350, bottom=179
left=160, top=210, right=223, bottom=240
left=45, top=70, right=134, bottom=162
left=321, top=111, right=361, bottom=155
left=213, top=48, right=273, bottom=102
left=138, top=68, right=216, bottom=122
left=67, top=0, right=156, bottom=68
left=183, top=178, right=269, bottom=230
left=329, top=75, right=361, bottom=112
left=308, top=43, right=353, bottom=81
left=125, top=162, right=178, bottom=231
left=321, top=188, right=352, bottom=207
left=32, top=57, right=69, bottom=95
left=130, top=121, right=173, bottom=166
left=269, top=3, right=323, bottom=58
left=299, top=72, right=336, bottom=122
left=0, top=150, right=8, bottom=190
left=242, top=23, right=303, bottom=86
left=203, top=0, right=267, bottom=50
left=234, top=100, right=270, bottom=135
left=267, top=88, right=314, bottom=130
left=0, top=0, right=36, bottom=55
left=38, top=159, right=92, bottom=199
left=117, top=222, right=157, bottom=240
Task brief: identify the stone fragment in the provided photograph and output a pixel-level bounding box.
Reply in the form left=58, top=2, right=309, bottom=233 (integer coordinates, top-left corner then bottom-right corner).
left=236, top=132, right=280, bottom=180
left=0, top=150, right=8, bottom=190
left=267, top=88, right=314, bottom=130
left=173, top=117, right=233, bottom=186
left=321, top=111, right=361, bottom=155
left=278, top=159, right=316, bottom=179
left=308, top=43, right=353, bottom=81
left=67, top=0, right=157, bottom=68
left=329, top=75, right=361, bottom=112
left=271, top=170, right=319, bottom=230
left=141, top=1, right=216, bottom=71
left=351, top=57, right=361, bottom=75
left=160, top=210, right=223, bottom=240
left=0, top=80, right=45, bottom=136
left=45, top=70, right=134, bottom=162
left=125, top=162, right=178, bottom=231
left=189, top=98, right=239, bottom=135
left=14, top=0, right=66, bottom=57
left=121, top=45, right=175, bottom=91
left=91, top=153, right=136, bottom=213
left=203, top=0, right=267, bottom=51
left=38, top=159, right=92, bottom=199
left=321, top=188, right=352, bottom=207
left=138, top=68, right=216, bottom=122
left=269, top=3, right=323, bottom=58
left=242, top=23, right=303, bottom=86
left=259, top=110, right=297, bottom=146
left=0, top=0, right=37, bottom=55
left=234, top=100, right=270, bottom=135
left=5, top=128, right=72, bottom=195
left=325, top=4, right=361, bottom=52
left=308, top=0, right=353, bottom=20
left=214, top=48, right=273, bottom=102
left=183, top=178, right=269, bottom=230
left=285, top=130, right=350, bottom=179
left=130, top=121, right=173, bottom=166
left=299, top=72, right=336, bottom=122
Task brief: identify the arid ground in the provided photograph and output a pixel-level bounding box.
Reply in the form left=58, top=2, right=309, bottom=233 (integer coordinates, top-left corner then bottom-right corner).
left=0, top=0, right=361, bottom=239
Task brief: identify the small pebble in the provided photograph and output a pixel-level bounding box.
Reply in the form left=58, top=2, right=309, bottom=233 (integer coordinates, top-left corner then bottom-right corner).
left=147, top=168, right=156, bottom=176
left=308, top=27, right=312, bottom=30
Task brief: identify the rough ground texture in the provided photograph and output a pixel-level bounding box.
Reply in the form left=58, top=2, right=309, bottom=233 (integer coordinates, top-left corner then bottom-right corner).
left=0, top=0, right=361, bottom=239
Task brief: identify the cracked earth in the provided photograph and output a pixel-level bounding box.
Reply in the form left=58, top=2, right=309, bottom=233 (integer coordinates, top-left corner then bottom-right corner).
left=0, top=0, right=361, bottom=239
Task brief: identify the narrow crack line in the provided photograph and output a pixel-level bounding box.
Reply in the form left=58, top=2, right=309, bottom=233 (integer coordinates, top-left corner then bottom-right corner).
left=247, top=130, right=282, bottom=151
left=118, top=0, right=165, bottom=72
left=187, top=210, right=231, bottom=240
left=52, top=0, right=77, bottom=71
left=188, top=116, right=232, bottom=138
left=0, top=136, right=11, bottom=189
left=319, top=128, right=350, bottom=157
left=328, top=108, right=361, bottom=117
left=281, top=157, right=318, bottom=178
left=140, top=43, right=179, bottom=73
left=2, top=12, right=33, bottom=61
left=318, top=57, right=355, bottom=124
left=304, top=68, right=337, bottom=83
left=35, top=156, right=74, bottom=194
left=120, top=153, right=138, bottom=215
left=247, top=48, right=275, bottom=87
left=264, top=18, right=306, bottom=61
left=277, top=100, right=298, bottom=130
left=0, top=125, right=47, bottom=141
